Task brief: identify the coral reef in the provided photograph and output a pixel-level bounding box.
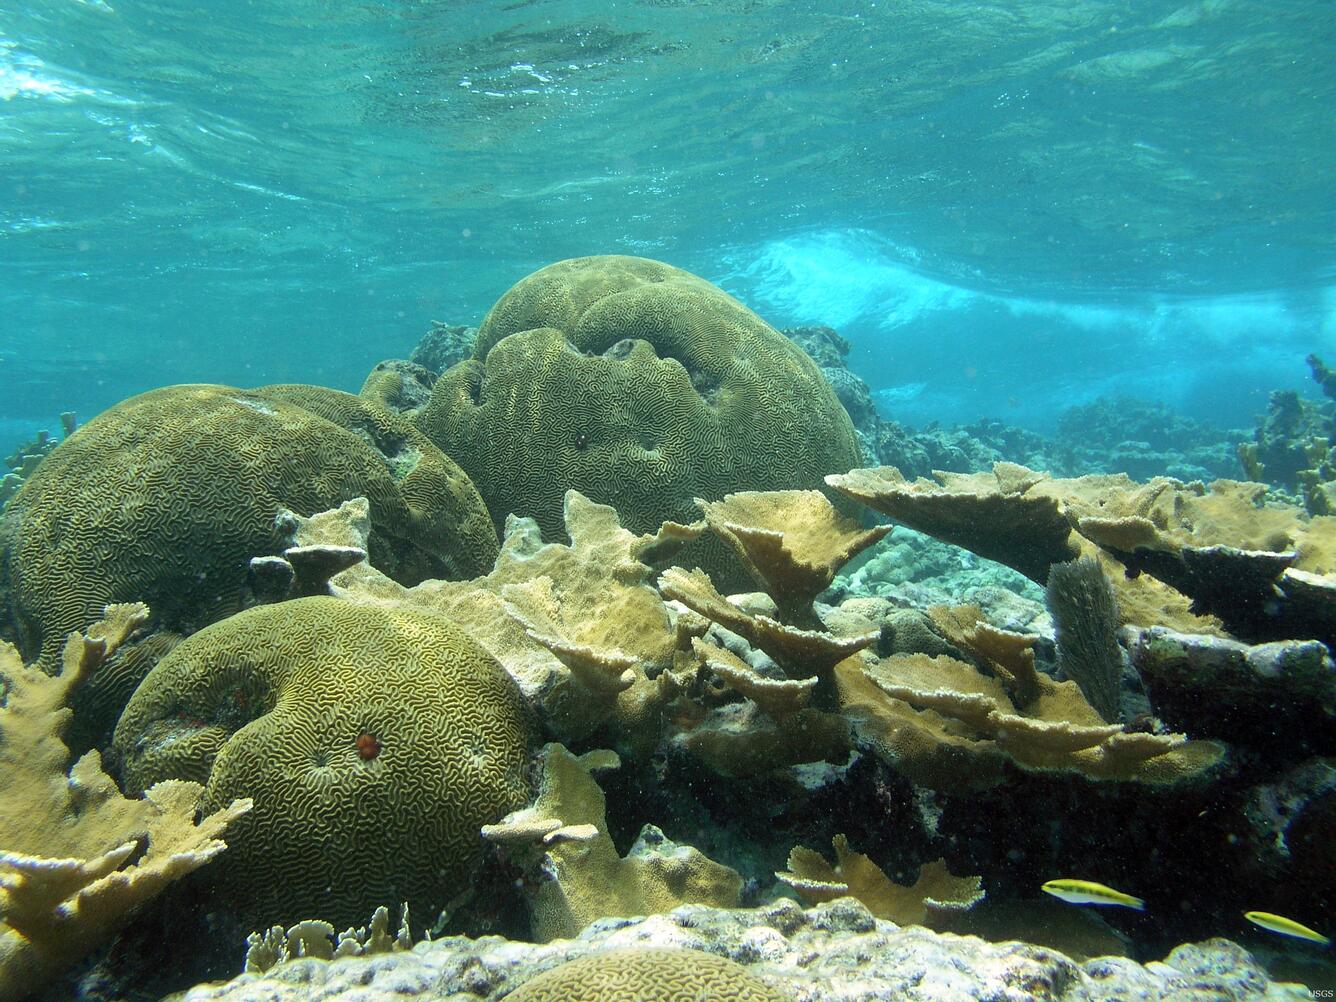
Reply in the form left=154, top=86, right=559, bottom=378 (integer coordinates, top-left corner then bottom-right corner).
left=777, top=833, right=983, bottom=927
left=10, top=289, right=1336, bottom=1002
left=504, top=947, right=787, bottom=1002
left=784, top=320, right=1242, bottom=484
left=358, top=359, right=436, bottom=414
left=413, top=256, right=861, bottom=586
left=112, top=596, right=534, bottom=930
left=0, top=413, right=74, bottom=509
left=0, top=384, right=496, bottom=666
left=1238, top=355, right=1336, bottom=506
left=171, top=900, right=1308, bottom=1002
left=481, top=744, right=742, bottom=941
left=1047, top=558, right=1125, bottom=723
left=0, top=605, right=249, bottom=1002
left=410, top=321, right=478, bottom=374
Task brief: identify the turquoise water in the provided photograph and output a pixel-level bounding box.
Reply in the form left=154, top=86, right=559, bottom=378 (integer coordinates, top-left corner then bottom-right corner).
left=4, top=3, right=1336, bottom=998
left=4, top=0, right=1334, bottom=435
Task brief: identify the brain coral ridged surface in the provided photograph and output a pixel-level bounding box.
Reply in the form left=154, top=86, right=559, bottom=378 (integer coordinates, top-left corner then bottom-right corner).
left=506, top=948, right=788, bottom=1002
left=413, top=256, right=860, bottom=583
left=0, top=384, right=496, bottom=665
left=252, top=383, right=498, bottom=580
left=112, top=596, right=534, bottom=929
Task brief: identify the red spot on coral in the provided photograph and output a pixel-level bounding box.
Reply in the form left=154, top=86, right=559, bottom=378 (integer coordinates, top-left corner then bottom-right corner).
left=355, top=731, right=382, bottom=760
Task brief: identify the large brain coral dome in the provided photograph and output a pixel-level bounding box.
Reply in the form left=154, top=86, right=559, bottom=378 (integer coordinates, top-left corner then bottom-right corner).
left=506, top=948, right=788, bottom=1002
left=412, top=256, right=860, bottom=581
left=112, top=596, right=534, bottom=929
left=0, top=383, right=497, bottom=665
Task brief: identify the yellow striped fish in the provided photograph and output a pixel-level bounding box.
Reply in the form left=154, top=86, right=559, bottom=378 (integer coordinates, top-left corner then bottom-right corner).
left=1041, top=879, right=1145, bottom=911
left=1244, top=911, right=1330, bottom=945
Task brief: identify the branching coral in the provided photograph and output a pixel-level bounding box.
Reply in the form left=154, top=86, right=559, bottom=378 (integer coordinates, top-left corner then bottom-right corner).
left=777, top=834, right=983, bottom=928
left=0, top=604, right=250, bottom=1002
left=828, top=462, right=1336, bottom=646
left=276, top=491, right=701, bottom=743
left=243, top=903, right=414, bottom=974
left=835, top=629, right=1224, bottom=793
left=695, top=490, right=891, bottom=627
left=481, top=743, right=742, bottom=941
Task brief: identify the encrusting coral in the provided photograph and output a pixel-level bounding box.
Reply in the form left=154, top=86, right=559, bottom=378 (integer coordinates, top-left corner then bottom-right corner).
left=777, top=834, right=983, bottom=928
left=481, top=744, right=742, bottom=941
left=112, top=596, right=534, bottom=930
left=0, top=384, right=496, bottom=667
left=0, top=604, right=250, bottom=1002
left=412, top=255, right=861, bottom=587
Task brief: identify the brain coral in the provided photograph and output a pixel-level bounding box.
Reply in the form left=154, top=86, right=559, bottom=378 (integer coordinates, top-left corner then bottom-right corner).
left=112, top=596, right=534, bottom=928
left=0, top=384, right=497, bottom=665
left=506, top=948, right=787, bottom=1002
left=413, top=256, right=860, bottom=584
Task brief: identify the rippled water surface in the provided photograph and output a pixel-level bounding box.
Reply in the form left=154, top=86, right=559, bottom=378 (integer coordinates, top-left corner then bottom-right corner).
left=3, top=0, right=1334, bottom=430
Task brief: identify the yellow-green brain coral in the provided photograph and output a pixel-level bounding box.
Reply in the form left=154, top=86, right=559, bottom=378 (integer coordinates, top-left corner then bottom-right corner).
left=412, top=256, right=860, bottom=583
left=112, top=596, right=534, bottom=928
left=506, top=948, right=788, bottom=1002
left=0, top=384, right=497, bottom=665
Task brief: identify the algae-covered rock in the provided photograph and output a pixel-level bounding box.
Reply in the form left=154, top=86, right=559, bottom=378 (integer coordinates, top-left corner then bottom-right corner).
left=113, top=596, right=534, bottom=929
left=1125, top=627, right=1336, bottom=753
left=170, top=899, right=1308, bottom=1002
left=0, top=384, right=497, bottom=665
left=414, top=256, right=861, bottom=586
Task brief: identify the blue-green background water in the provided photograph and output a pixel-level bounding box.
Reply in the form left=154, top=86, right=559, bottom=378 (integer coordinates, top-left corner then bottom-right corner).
left=3, top=0, right=1334, bottom=440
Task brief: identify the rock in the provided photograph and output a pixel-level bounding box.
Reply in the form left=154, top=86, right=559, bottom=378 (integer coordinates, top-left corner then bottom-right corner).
left=171, top=900, right=1308, bottom=1002
left=411, top=322, right=478, bottom=374
left=1124, top=627, right=1336, bottom=754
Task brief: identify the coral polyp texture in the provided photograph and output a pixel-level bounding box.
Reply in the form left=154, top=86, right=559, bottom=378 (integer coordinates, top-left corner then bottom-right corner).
left=0, top=384, right=497, bottom=666
left=413, top=256, right=861, bottom=585
left=504, top=947, right=788, bottom=1002
left=112, top=596, right=534, bottom=929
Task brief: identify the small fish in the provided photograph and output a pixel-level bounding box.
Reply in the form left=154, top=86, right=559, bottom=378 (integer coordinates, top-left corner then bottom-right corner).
left=1041, top=879, right=1145, bottom=911
left=1244, top=911, right=1330, bottom=945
